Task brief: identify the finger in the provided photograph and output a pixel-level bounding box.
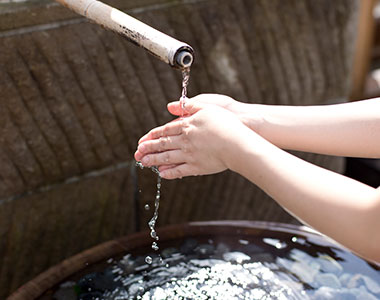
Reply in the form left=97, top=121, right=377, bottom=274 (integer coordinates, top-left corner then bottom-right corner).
left=158, top=164, right=179, bottom=172
left=139, top=149, right=186, bottom=167
left=167, top=101, right=181, bottom=116
left=138, top=120, right=184, bottom=144
left=138, top=135, right=182, bottom=155
left=168, top=94, right=223, bottom=116
left=167, top=94, right=212, bottom=114
left=134, top=149, right=144, bottom=162
left=159, top=164, right=195, bottom=180
left=167, top=99, right=203, bottom=116
left=190, top=93, right=221, bottom=104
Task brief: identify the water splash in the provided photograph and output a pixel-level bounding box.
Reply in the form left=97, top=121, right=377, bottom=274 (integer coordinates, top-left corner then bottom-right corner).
left=152, top=242, right=159, bottom=251
left=70, top=232, right=380, bottom=300
left=145, top=256, right=153, bottom=265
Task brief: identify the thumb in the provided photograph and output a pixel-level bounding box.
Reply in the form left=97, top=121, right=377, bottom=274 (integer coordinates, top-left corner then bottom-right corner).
left=167, top=98, right=203, bottom=116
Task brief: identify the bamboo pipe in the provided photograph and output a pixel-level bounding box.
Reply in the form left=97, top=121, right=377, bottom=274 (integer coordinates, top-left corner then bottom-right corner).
left=55, top=0, right=194, bottom=69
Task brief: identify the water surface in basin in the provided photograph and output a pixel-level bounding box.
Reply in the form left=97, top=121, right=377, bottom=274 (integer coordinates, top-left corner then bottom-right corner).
left=55, top=231, right=380, bottom=300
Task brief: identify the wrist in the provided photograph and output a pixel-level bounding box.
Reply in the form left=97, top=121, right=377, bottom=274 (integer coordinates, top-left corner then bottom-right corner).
left=223, top=126, right=269, bottom=174
left=235, top=103, right=266, bottom=134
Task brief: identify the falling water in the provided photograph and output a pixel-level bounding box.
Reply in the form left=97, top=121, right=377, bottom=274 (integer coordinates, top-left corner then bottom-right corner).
left=179, top=68, right=190, bottom=116
left=136, top=162, right=162, bottom=264
left=137, top=67, right=191, bottom=265
left=146, top=172, right=161, bottom=263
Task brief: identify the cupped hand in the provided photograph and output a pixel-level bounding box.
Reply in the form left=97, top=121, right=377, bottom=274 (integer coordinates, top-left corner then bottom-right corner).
left=134, top=104, right=247, bottom=180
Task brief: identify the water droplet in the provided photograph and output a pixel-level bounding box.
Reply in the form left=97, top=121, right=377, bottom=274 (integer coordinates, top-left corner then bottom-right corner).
left=263, top=238, right=287, bottom=249
left=136, top=161, right=144, bottom=169
left=145, top=204, right=150, bottom=210
left=152, top=242, right=159, bottom=251
left=151, top=231, right=158, bottom=240
left=145, top=256, right=153, bottom=264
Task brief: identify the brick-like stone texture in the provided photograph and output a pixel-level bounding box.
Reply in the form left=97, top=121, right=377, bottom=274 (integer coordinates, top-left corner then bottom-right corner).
left=0, top=0, right=357, bottom=297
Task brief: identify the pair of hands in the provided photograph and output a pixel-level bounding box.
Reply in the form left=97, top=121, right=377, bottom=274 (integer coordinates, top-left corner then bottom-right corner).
left=134, top=94, right=260, bottom=179
left=137, top=96, right=380, bottom=262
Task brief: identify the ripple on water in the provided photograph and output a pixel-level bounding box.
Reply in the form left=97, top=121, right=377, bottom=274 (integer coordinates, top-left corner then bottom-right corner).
left=64, top=234, right=380, bottom=300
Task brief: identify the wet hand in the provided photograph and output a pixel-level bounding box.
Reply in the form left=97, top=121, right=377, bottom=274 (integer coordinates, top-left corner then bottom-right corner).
left=134, top=105, right=247, bottom=180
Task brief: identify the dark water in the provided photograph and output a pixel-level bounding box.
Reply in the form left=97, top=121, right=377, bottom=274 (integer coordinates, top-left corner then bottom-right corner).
left=54, top=233, right=380, bottom=300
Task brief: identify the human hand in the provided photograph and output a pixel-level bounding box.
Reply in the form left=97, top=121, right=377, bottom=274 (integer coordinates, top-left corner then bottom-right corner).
left=167, top=94, right=263, bottom=132
left=134, top=103, right=249, bottom=179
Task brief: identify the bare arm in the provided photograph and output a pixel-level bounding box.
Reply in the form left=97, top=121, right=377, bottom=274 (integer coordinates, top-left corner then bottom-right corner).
left=135, top=103, right=380, bottom=262
left=228, top=129, right=380, bottom=263
left=253, top=99, right=380, bottom=158
left=170, top=95, right=380, bottom=158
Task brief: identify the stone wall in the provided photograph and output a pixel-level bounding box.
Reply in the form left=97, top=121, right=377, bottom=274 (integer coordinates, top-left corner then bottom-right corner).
left=0, top=0, right=358, bottom=297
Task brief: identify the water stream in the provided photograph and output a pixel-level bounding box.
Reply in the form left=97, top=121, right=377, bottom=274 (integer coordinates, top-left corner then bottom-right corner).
left=137, top=68, right=191, bottom=265
left=135, top=162, right=162, bottom=265
left=179, top=67, right=191, bottom=115
left=145, top=173, right=161, bottom=263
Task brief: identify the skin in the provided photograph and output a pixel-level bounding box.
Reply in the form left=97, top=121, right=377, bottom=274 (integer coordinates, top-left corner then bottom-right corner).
left=135, top=94, right=380, bottom=263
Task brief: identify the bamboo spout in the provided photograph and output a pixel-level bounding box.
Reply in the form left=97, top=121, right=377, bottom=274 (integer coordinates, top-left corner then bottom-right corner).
left=55, top=0, right=194, bottom=69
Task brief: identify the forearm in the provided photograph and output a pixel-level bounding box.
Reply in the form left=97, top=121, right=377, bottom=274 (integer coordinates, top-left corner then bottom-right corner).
left=242, top=99, right=380, bottom=158
left=136, top=100, right=380, bottom=261
left=228, top=131, right=380, bottom=262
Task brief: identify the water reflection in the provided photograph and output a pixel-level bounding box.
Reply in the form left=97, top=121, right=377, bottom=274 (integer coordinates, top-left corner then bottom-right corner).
left=61, top=233, right=380, bottom=300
